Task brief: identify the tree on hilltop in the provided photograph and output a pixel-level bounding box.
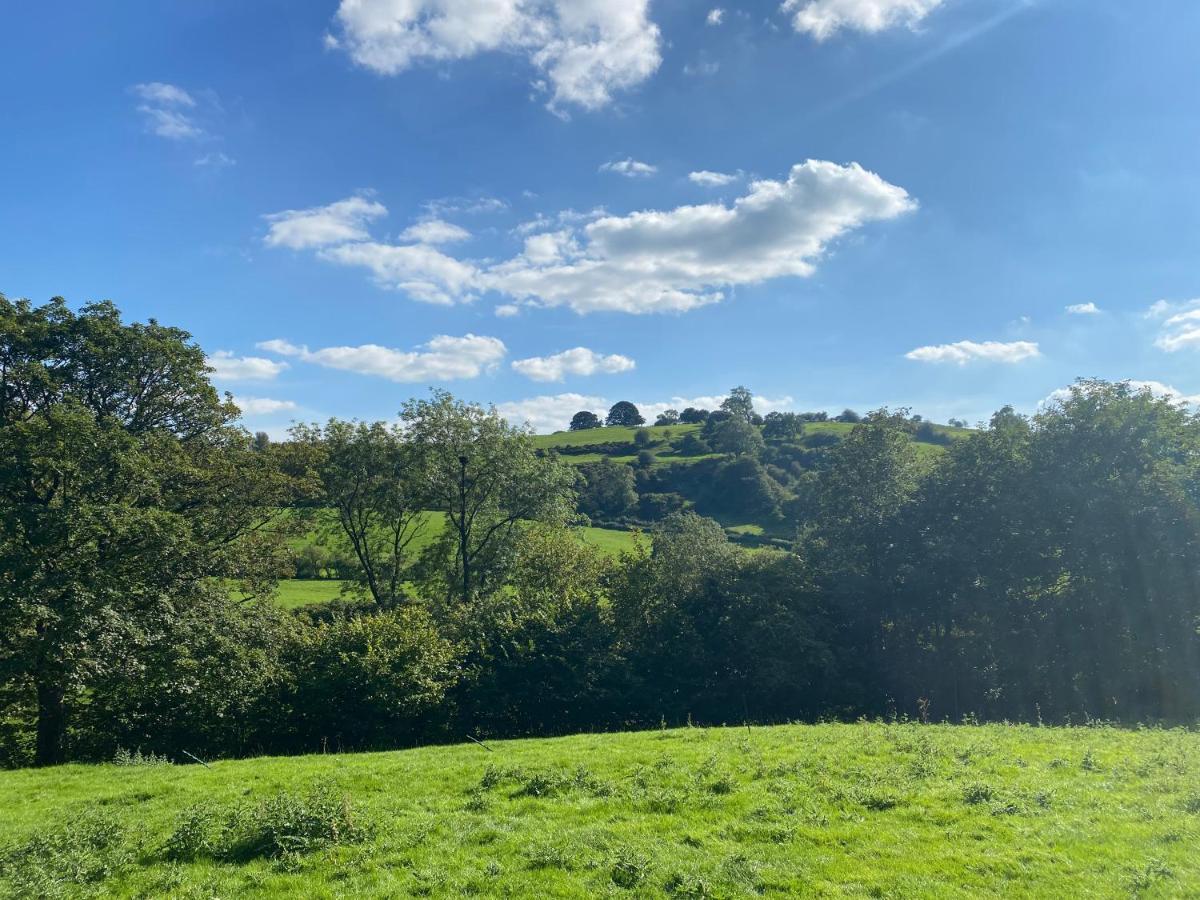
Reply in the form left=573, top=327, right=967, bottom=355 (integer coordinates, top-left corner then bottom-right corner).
left=606, top=401, right=644, bottom=427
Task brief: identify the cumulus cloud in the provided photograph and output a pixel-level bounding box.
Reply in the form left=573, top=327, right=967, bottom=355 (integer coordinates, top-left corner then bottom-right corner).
left=1147, top=299, right=1200, bottom=352
left=265, top=160, right=915, bottom=315
left=495, top=303, right=521, bottom=317
left=1065, top=302, right=1100, bottom=315
left=496, top=392, right=609, bottom=433
left=783, top=0, right=945, bottom=40
left=131, top=81, right=203, bottom=140
left=905, top=340, right=1041, bottom=365
left=318, top=241, right=481, bottom=305
left=232, top=396, right=299, bottom=416
left=328, top=0, right=662, bottom=113
left=688, top=169, right=739, bottom=187
left=207, top=351, right=289, bottom=381
left=600, top=157, right=658, bottom=178
left=263, top=195, right=388, bottom=250
left=497, top=391, right=795, bottom=433
left=511, top=348, right=636, bottom=382
left=256, top=334, right=506, bottom=381
left=488, top=159, right=915, bottom=314
left=707, top=8, right=725, bottom=25
left=399, top=219, right=471, bottom=244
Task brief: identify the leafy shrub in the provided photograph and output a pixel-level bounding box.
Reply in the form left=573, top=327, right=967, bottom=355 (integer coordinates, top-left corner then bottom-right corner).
left=0, top=813, right=132, bottom=898
left=163, top=781, right=369, bottom=862
left=962, top=782, right=996, bottom=805
left=113, top=747, right=171, bottom=767
left=610, top=847, right=651, bottom=888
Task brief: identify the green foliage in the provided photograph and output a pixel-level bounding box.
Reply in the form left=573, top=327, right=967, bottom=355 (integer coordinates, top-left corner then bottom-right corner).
left=577, top=457, right=638, bottom=520
left=0, top=296, right=293, bottom=765
left=285, top=607, right=460, bottom=751
left=164, top=781, right=369, bottom=862
left=0, top=812, right=132, bottom=898
left=402, top=390, right=577, bottom=604
left=606, top=401, right=645, bottom=427
left=569, top=410, right=602, bottom=431
left=290, top=419, right=427, bottom=603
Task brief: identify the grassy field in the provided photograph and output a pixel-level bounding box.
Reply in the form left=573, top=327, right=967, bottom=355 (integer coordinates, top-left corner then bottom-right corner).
left=270, top=523, right=646, bottom=608
left=3, top=722, right=1197, bottom=898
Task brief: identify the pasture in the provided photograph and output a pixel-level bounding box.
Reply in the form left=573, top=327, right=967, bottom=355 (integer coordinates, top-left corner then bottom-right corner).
left=2, top=722, right=1196, bottom=898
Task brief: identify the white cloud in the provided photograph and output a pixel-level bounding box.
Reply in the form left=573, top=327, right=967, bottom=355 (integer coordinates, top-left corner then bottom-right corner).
left=132, top=82, right=195, bottom=107
left=131, top=82, right=203, bottom=140
left=1065, top=302, right=1100, bottom=315
left=318, top=241, right=481, bottom=305
left=207, top=351, right=289, bottom=381
left=488, top=159, right=915, bottom=314
left=682, top=60, right=721, bottom=76
left=329, top=0, right=661, bottom=113
left=1147, top=299, right=1200, bottom=352
left=194, top=152, right=236, bottom=168
left=263, top=195, right=388, bottom=250
left=906, top=340, right=1041, bottom=365
left=399, top=219, right=471, bottom=244
left=688, top=169, right=739, bottom=187
left=783, top=0, right=945, bottom=40
left=512, top=348, right=636, bottom=382
left=495, top=303, right=521, bottom=317
left=600, top=157, right=658, bottom=178
left=257, top=334, right=506, bottom=382
left=707, top=8, right=725, bottom=25
left=497, top=392, right=609, bottom=433
left=498, top=391, right=794, bottom=433
left=232, top=396, right=299, bottom=416
left=267, top=160, right=914, bottom=315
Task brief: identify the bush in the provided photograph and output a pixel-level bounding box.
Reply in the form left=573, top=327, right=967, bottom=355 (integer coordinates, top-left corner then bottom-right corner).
left=0, top=813, right=132, bottom=898
left=164, top=781, right=370, bottom=862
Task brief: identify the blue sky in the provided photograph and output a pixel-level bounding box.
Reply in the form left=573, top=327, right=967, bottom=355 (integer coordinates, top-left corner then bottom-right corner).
left=2, top=0, right=1198, bottom=434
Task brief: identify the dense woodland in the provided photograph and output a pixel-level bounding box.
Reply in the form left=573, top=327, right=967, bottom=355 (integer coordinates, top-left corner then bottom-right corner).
left=3, top=296, right=1200, bottom=768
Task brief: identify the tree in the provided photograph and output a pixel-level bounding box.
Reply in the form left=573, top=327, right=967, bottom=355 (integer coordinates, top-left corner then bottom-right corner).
left=577, top=458, right=638, bottom=519
left=835, top=409, right=861, bottom=424
left=720, top=386, right=755, bottom=422
left=569, top=410, right=601, bottom=431
left=402, top=391, right=576, bottom=604
left=606, top=401, right=645, bottom=427
left=633, top=428, right=652, bottom=448
left=654, top=409, right=680, bottom=426
left=290, top=420, right=427, bottom=604
left=678, top=407, right=708, bottom=424
left=253, top=431, right=272, bottom=451
left=709, top=416, right=764, bottom=456
left=0, top=296, right=290, bottom=765
left=763, top=411, right=804, bottom=443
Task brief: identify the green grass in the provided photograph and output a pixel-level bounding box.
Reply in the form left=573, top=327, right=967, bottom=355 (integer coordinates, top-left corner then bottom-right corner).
left=531, top=424, right=700, bottom=450
left=3, top=723, right=1197, bottom=898
left=271, top=579, right=349, bottom=609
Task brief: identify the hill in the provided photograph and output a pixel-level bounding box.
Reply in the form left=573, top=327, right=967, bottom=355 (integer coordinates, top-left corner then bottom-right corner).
left=3, top=722, right=1196, bottom=897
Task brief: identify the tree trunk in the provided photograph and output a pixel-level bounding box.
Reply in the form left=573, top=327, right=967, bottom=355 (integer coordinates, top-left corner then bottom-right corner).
left=35, top=680, right=67, bottom=766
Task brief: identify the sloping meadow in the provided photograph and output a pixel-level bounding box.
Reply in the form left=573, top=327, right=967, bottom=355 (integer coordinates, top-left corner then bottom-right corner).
left=2, top=722, right=1198, bottom=897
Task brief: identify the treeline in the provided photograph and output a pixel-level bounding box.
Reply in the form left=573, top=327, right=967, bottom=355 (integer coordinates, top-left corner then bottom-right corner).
left=2, top=297, right=1199, bottom=768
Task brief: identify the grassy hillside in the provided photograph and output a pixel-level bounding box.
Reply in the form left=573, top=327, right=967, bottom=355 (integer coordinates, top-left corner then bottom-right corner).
left=3, top=723, right=1196, bottom=898
left=270, top=518, right=646, bottom=608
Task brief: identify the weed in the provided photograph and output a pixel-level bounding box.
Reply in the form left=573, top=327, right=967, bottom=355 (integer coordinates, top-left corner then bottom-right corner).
left=1126, top=858, right=1173, bottom=894
left=962, top=782, right=995, bottom=805
left=610, top=847, right=651, bottom=888
left=0, top=813, right=131, bottom=899
left=665, top=871, right=717, bottom=897
left=113, top=747, right=171, bottom=767
left=164, top=781, right=369, bottom=862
